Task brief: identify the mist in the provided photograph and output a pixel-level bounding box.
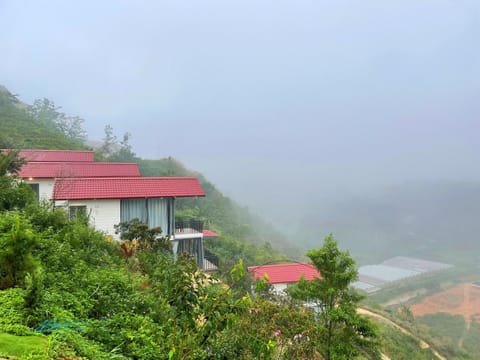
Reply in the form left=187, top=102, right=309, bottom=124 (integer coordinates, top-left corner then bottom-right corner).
left=2, top=1, right=479, bottom=261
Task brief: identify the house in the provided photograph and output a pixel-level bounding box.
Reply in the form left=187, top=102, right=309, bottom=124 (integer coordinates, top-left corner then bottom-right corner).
left=248, top=262, right=321, bottom=294
left=6, top=149, right=218, bottom=271
left=52, top=176, right=211, bottom=267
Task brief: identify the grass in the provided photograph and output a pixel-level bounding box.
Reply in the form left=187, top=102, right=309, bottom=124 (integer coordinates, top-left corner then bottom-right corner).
left=377, top=322, right=437, bottom=360
left=416, top=313, right=466, bottom=345
left=0, top=333, right=48, bottom=359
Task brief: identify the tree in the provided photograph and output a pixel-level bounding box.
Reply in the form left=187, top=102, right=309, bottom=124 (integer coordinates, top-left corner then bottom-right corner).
left=99, top=124, right=118, bottom=159
left=114, top=218, right=171, bottom=253
left=109, top=132, right=138, bottom=162
left=0, top=213, right=39, bottom=289
left=0, top=151, right=35, bottom=211
left=288, top=234, right=380, bottom=360
left=28, top=98, right=87, bottom=142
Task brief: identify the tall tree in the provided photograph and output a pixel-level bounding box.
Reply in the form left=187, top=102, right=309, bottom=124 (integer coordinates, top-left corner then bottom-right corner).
left=28, top=98, right=87, bottom=142
left=288, top=234, right=380, bottom=360
left=99, top=124, right=118, bottom=159
left=109, top=132, right=138, bottom=162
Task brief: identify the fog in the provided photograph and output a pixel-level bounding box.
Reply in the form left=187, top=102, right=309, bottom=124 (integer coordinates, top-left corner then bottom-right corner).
left=2, top=1, right=479, bottom=259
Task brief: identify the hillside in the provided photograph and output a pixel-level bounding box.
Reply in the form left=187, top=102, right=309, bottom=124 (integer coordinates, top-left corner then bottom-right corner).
left=0, top=86, right=469, bottom=359
left=0, top=87, right=85, bottom=150
left=296, top=182, right=480, bottom=265
left=0, top=86, right=300, bottom=267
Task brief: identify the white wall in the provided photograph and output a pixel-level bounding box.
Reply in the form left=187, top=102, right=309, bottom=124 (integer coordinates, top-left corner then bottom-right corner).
left=25, top=179, right=54, bottom=202
left=68, top=199, right=121, bottom=239
left=272, top=283, right=288, bottom=293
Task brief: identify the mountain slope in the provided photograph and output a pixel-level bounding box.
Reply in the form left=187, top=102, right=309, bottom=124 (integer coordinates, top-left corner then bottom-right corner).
left=0, top=87, right=85, bottom=150
left=0, top=86, right=300, bottom=267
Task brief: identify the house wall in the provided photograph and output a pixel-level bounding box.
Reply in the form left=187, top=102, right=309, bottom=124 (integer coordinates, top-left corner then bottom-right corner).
left=25, top=179, right=54, bottom=202
left=272, top=283, right=288, bottom=293
left=68, top=199, right=121, bottom=239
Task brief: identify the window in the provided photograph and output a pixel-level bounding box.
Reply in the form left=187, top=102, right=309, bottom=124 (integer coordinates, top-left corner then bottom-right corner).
left=120, top=198, right=170, bottom=235
left=69, top=205, right=87, bottom=220
left=28, top=183, right=40, bottom=201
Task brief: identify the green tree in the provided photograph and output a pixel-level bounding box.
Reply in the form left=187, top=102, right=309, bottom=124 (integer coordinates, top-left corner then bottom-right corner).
left=109, top=132, right=138, bottom=162
left=0, top=213, right=39, bottom=290
left=99, top=124, right=117, bottom=159
left=28, top=98, right=86, bottom=142
left=114, top=218, right=171, bottom=253
left=0, top=151, right=35, bottom=211
left=288, top=234, right=380, bottom=360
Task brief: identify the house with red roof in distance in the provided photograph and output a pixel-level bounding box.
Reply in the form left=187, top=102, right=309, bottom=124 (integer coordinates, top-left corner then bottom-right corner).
left=6, top=149, right=218, bottom=271
left=248, top=262, right=321, bottom=294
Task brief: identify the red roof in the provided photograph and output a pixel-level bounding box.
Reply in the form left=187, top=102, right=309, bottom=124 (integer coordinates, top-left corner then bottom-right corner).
left=53, top=177, right=205, bottom=200
left=248, top=263, right=321, bottom=284
left=19, top=162, right=141, bottom=178
left=17, top=149, right=95, bottom=162
left=203, top=229, right=220, bottom=238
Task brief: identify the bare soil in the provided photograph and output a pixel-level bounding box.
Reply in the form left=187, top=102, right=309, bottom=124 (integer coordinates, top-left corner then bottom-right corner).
left=410, top=283, right=480, bottom=322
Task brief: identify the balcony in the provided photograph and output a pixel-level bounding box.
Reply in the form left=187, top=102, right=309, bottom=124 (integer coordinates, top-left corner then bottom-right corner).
left=174, top=217, right=204, bottom=235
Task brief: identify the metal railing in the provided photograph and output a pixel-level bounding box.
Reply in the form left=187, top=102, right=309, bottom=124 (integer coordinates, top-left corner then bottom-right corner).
left=203, top=248, right=219, bottom=271
left=175, top=217, right=204, bottom=234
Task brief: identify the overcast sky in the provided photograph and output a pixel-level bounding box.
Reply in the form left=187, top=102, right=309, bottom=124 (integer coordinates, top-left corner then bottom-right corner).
left=1, top=0, right=479, bottom=226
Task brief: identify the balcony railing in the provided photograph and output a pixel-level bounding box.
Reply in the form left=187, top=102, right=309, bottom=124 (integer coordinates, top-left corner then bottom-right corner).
left=203, top=248, right=219, bottom=272
left=175, top=217, right=204, bottom=234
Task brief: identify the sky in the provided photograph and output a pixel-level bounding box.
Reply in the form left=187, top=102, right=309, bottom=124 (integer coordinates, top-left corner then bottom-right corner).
left=1, top=0, right=479, bottom=228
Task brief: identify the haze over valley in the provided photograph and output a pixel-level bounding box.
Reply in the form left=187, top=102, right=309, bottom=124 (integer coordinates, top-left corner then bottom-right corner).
left=2, top=0, right=480, bottom=262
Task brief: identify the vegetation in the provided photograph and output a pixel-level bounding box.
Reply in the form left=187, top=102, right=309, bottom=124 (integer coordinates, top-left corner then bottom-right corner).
left=0, top=152, right=321, bottom=358
left=288, top=234, right=380, bottom=359
left=0, top=87, right=469, bottom=359
left=0, top=89, right=86, bottom=150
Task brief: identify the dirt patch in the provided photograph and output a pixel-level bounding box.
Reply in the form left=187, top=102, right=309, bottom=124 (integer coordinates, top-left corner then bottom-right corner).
left=410, top=283, right=480, bottom=322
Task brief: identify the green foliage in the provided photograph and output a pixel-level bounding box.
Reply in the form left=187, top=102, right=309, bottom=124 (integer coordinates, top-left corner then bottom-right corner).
left=0, top=332, right=47, bottom=359
left=0, top=149, right=27, bottom=176
left=289, top=234, right=380, bottom=360
left=28, top=98, right=87, bottom=142
left=97, top=124, right=138, bottom=162
left=115, top=218, right=171, bottom=252
left=0, top=288, right=34, bottom=335
left=378, top=322, right=438, bottom=360
left=0, top=151, right=36, bottom=210
left=416, top=313, right=465, bottom=345
left=0, top=90, right=86, bottom=149
left=0, top=213, right=39, bottom=289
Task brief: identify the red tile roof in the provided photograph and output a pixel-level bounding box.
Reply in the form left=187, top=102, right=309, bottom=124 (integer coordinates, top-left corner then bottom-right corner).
left=248, top=263, right=321, bottom=284
left=19, top=162, right=141, bottom=178
left=17, top=149, right=95, bottom=162
left=203, top=229, right=220, bottom=238
left=53, top=177, right=205, bottom=200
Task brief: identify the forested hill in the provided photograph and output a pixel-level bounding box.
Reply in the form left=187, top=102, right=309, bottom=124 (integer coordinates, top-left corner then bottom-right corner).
left=0, top=86, right=301, bottom=266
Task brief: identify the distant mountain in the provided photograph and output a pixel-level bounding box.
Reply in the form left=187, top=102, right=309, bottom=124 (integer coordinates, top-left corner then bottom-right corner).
left=297, top=181, right=480, bottom=265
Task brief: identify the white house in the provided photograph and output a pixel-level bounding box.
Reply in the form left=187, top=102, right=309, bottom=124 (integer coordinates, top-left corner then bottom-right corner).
left=52, top=176, right=211, bottom=269
left=8, top=149, right=217, bottom=271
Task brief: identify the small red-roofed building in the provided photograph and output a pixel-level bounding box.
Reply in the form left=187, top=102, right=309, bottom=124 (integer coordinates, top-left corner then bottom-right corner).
left=248, top=262, right=321, bottom=294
